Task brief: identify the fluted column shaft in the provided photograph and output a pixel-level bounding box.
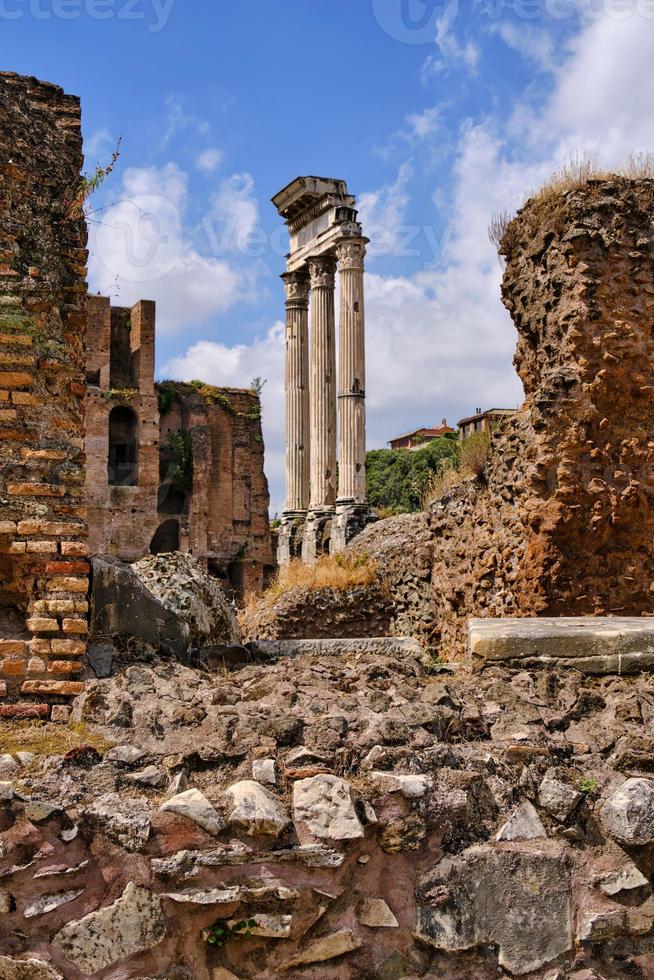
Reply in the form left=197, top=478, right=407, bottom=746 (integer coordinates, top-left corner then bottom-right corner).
left=336, top=239, right=367, bottom=503
left=282, top=270, right=310, bottom=514
left=308, top=256, right=337, bottom=510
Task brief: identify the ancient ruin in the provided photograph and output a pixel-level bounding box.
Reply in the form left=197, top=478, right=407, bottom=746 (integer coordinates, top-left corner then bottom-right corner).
left=272, top=177, right=370, bottom=563
left=0, top=72, right=88, bottom=721
left=86, top=295, right=273, bottom=594
left=254, top=178, right=654, bottom=660
left=4, top=66, right=654, bottom=980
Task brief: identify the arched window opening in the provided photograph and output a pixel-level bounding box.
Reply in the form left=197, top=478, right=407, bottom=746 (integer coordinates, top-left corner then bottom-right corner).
left=108, top=406, right=138, bottom=487
left=150, top=519, right=180, bottom=555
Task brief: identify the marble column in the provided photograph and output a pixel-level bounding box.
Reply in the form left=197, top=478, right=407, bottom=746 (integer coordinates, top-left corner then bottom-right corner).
left=302, top=255, right=337, bottom=562
left=308, top=255, right=337, bottom=512
left=277, top=270, right=310, bottom=564
left=336, top=238, right=367, bottom=505
left=282, top=270, right=310, bottom=515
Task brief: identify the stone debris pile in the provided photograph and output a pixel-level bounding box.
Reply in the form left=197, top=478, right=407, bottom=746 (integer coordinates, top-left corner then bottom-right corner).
left=2, top=649, right=654, bottom=976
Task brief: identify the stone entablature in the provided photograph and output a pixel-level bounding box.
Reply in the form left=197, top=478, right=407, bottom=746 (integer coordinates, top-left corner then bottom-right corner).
left=272, top=177, right=370, bottom=562
left=0, top=73, right=89, bottom=719
left=85, top=298, right=273, bottom=594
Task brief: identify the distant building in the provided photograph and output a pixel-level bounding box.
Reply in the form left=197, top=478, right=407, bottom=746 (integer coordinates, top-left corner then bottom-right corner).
left=457, top=407, right=515, bottom=441
left=388, top=419, right=455, bottom=451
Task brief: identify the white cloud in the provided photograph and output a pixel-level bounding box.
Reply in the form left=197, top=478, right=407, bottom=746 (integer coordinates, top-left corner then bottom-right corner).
left=196, top=147, right=224, bottom=173
left=405, top=105, right=442, bottom=140
left=88, top=162, right=255, bottom=333
left=495, top=22, right=557, bottom=72
left=422, top=7, right=480, bottom=77
left=357, top=161, right=414, bottom=259
left=204, top=172, right=259, bottom=254
left=161, top=94, right=209, bottom=147
left=545, top=13, right=654, bottom=159
left=85, top=127, right=114, bottom=162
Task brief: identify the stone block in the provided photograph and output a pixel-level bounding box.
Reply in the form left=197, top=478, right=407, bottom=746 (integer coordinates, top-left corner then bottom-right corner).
left=0, top=371, right=33, bottom=387
left=25, top=541, right=57, bottom=554
left=469, top=617, right=654, bottom=674
left=416, top=843, right=572, bottom=975
left=50, top=705, right=71, bottom=723
left=18, top=520, right=86, bottom=536
left=53, top=882, right=166, bottom=974
left=62, top=618, right=88, bottom=634
left=0, top=640, right=26, bottom=656
left=46, top=576, right=88, bottom=593
left=26, top=617, right=59, bottom=633
left=48, top=660, right=83, bottom=675
left=60, top=541, right=88, bottom=557
left=45, top=560, right=89, bottom=575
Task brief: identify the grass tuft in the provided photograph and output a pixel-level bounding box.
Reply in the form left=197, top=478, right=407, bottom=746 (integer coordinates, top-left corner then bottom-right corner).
left=242, top=552, right=380, bottom=619
left=422, top=431, right=492, bottom=508
left=489, top=151, right=654, bottom=257
left=0, top=720, right=113, bottom=758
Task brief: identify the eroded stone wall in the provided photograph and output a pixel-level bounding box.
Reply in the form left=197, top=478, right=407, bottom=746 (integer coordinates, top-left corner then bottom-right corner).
left=427, top=178, right=654, bottom=658
left=0, top=72, right=88, bottom=719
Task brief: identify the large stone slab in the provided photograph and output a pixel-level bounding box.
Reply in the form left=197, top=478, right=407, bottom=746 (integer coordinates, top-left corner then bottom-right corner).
left=469, top=617, right=654, bottom=674
left=416, top=843, right=572, bottom=976
left=53, top=882, right=166, bottom=974
left=91, top=555, right=189, bottom=657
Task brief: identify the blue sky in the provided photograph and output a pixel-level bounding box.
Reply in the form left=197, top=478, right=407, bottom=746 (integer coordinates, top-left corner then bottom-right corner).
left=4, top=0, right=654, bottom=512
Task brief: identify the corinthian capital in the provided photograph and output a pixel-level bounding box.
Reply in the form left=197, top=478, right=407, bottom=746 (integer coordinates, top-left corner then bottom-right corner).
left=336, top=238, right=366, bottom=271
left=308, top=255, right=337, bottom=290
left=281, top=270, right=310, bottom=308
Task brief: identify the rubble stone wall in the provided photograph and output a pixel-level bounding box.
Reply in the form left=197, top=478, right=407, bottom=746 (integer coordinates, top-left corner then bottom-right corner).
left=0, top=72, right=88, bottom=719
left=240, top=581, right=393, bottom=641
left=5, top=654, right=654, bottom=977
left=428, top=178, right=654, bottom=658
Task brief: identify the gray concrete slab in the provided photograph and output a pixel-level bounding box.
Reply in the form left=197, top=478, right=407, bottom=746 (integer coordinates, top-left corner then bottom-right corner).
left=469, top=617, right=654, bottom=674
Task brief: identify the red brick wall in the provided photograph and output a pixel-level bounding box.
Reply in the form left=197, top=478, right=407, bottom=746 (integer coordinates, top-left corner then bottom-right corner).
left=85, top=296, right=160, bottom=560
left=0, top=73, right=89, bottom=719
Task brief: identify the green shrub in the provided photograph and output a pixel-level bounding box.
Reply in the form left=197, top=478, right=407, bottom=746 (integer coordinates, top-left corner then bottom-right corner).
left=366, top=434, right=459, bottom=514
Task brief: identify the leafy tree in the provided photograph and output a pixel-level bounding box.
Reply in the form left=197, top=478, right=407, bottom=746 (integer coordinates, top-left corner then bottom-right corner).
left=366, top=434, right=459, bottom=514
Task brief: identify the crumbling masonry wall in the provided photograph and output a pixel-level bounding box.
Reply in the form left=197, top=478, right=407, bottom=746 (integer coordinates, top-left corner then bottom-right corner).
left=0, top=73, right=88, bottom=718
left=86, top=322, right=274, bottom=595
left=158, top=382, right=274, bottom=595
left=428, top=178, right=654, bottom=658
left=86, top=295, right=160, bottom=560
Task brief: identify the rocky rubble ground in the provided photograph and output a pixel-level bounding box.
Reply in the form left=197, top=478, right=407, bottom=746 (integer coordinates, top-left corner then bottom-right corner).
left=3, top=650, right=654, bottom=977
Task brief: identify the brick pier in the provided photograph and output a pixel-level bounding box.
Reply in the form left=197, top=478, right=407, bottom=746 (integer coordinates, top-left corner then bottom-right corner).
left=0, top=72, right=89, bottom=719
